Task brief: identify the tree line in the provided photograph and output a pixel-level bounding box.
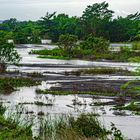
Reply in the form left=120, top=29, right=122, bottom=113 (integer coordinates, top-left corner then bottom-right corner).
left=0, top=1, right=140, bottom=44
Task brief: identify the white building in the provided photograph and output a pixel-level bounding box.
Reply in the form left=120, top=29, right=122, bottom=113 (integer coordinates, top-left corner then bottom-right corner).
left=41, top=39, right=52, bottom=44
left=109, top=43, right=132, bottom=52
left=7, top=39, right=14, bottom=44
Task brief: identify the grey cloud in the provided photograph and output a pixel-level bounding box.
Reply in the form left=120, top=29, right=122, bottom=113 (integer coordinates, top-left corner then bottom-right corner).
left=0, top=0, right=139, bottom=20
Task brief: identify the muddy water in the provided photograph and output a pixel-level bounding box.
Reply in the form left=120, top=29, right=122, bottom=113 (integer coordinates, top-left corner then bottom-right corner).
left=2, top=44, right=140, bottom=139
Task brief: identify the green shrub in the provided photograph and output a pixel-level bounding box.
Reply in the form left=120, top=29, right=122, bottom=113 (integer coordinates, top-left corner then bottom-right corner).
left=132, top=42, right=140, bottom=50
left=39, top=113, right=109, bottom=139
left=77, top=36, right=109, bottom=53
left=128, top=57, right=140, bottom=62
left=0, top=103, right=6, bottom=115
left=69, top=114, right=107, bottom=138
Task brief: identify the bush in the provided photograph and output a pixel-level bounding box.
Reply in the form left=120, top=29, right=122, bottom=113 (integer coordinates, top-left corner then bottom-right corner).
left=0, top=103, right=6, bottom=115
left=132, top=42, right=140, bottom=50
left=58, top=34, right=78, bottom=57
left=0, top=43, right=21, bottom=73
left=77, top=35, right=109, bottom=53
left=39, top=113, right=109, bottom=139
left=69, top=114, right=107, bottom=138
left=128, top=57, right=140, bottom=62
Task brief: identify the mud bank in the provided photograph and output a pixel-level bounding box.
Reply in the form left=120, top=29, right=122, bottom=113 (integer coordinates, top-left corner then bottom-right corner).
left=2, top=71, right=140, bottom=95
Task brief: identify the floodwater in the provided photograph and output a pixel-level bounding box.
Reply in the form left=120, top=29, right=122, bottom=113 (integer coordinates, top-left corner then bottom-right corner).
left=16, top=44, right=140, bottom=70
left=1, top=84, right=140, bottom=139
left=1, top=44, right=140, bottom=139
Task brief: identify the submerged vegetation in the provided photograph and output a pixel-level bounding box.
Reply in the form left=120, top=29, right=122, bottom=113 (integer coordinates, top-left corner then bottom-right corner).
left=0, top=77, right=40, bottom=94
left=26, top=72, right=44, bottom=78
left=68, top=68, right=132, bottom=76
left=113, top=101, right=140, bottom=115
left=36, top=89, right=117, bottom=96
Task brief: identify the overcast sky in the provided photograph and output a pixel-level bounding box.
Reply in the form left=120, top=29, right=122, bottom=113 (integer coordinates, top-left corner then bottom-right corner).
left=0, top=0, right=140, bottom=20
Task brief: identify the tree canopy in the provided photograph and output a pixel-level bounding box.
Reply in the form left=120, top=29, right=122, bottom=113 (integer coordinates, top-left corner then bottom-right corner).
left=58, top=34, right=78, bottom=57
left=0, top=41, right=21, bottom=73
left=0, top=2, right=139, bottom=43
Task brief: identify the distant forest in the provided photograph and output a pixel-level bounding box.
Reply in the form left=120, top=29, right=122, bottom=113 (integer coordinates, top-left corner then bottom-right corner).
left=0, top=2, right=140, bottom=44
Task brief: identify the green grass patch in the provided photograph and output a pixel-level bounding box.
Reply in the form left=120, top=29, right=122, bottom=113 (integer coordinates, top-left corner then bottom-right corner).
left=30, top=48, right=71, bottom=60
left=38, top=55, right=70, bottom=60
left=76, top=68, right=131, bottom=75
left=29, top=43, right=140, bottom=63
left=132, top=42, right=140, bottom=50
left=29, top=48, right=62, bottom=56
left=0, top=77, right=40, bottom=94
left=36, top=89, right=116, bottom=96
left=36, top=89, right=140, bottom=100
left=128, top=57, right=140, bottom=62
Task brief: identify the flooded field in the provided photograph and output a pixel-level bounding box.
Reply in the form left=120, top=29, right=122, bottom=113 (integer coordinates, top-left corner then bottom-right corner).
left=1, top=84, right=140, bottom=139
left=1, top=44, right=140, bottom=139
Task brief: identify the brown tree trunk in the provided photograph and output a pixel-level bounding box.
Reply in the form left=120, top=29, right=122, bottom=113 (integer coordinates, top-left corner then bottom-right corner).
left=0, top=63, right=6, bottom=73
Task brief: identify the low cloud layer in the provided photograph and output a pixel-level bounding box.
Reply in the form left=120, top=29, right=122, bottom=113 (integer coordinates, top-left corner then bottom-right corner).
left=0, top=0, right=139, bottom=20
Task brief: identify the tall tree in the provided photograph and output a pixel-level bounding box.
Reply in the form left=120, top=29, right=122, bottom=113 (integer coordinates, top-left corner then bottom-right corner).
left=81, top=2, right=114, bottom=38
left=0, top=42, right=21, bottom=73
left=38, top=12, right=56, bottom=40
left=58, top=34, right=78, bottom=57
left=108, top=13, right=140, bottom=42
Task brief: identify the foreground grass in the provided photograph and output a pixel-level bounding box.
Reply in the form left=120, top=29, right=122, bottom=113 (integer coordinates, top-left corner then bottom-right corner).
left=0, top=104, right=32, bottom=140
left=38, top=113, right=124, bottom=140
left=0, top=103, right=124, bottom=140
left=0, top=77, right=40, bottom=94
left=39, top=114, right=108, bottom=140
left=0, top=116, right=32, bottom=140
